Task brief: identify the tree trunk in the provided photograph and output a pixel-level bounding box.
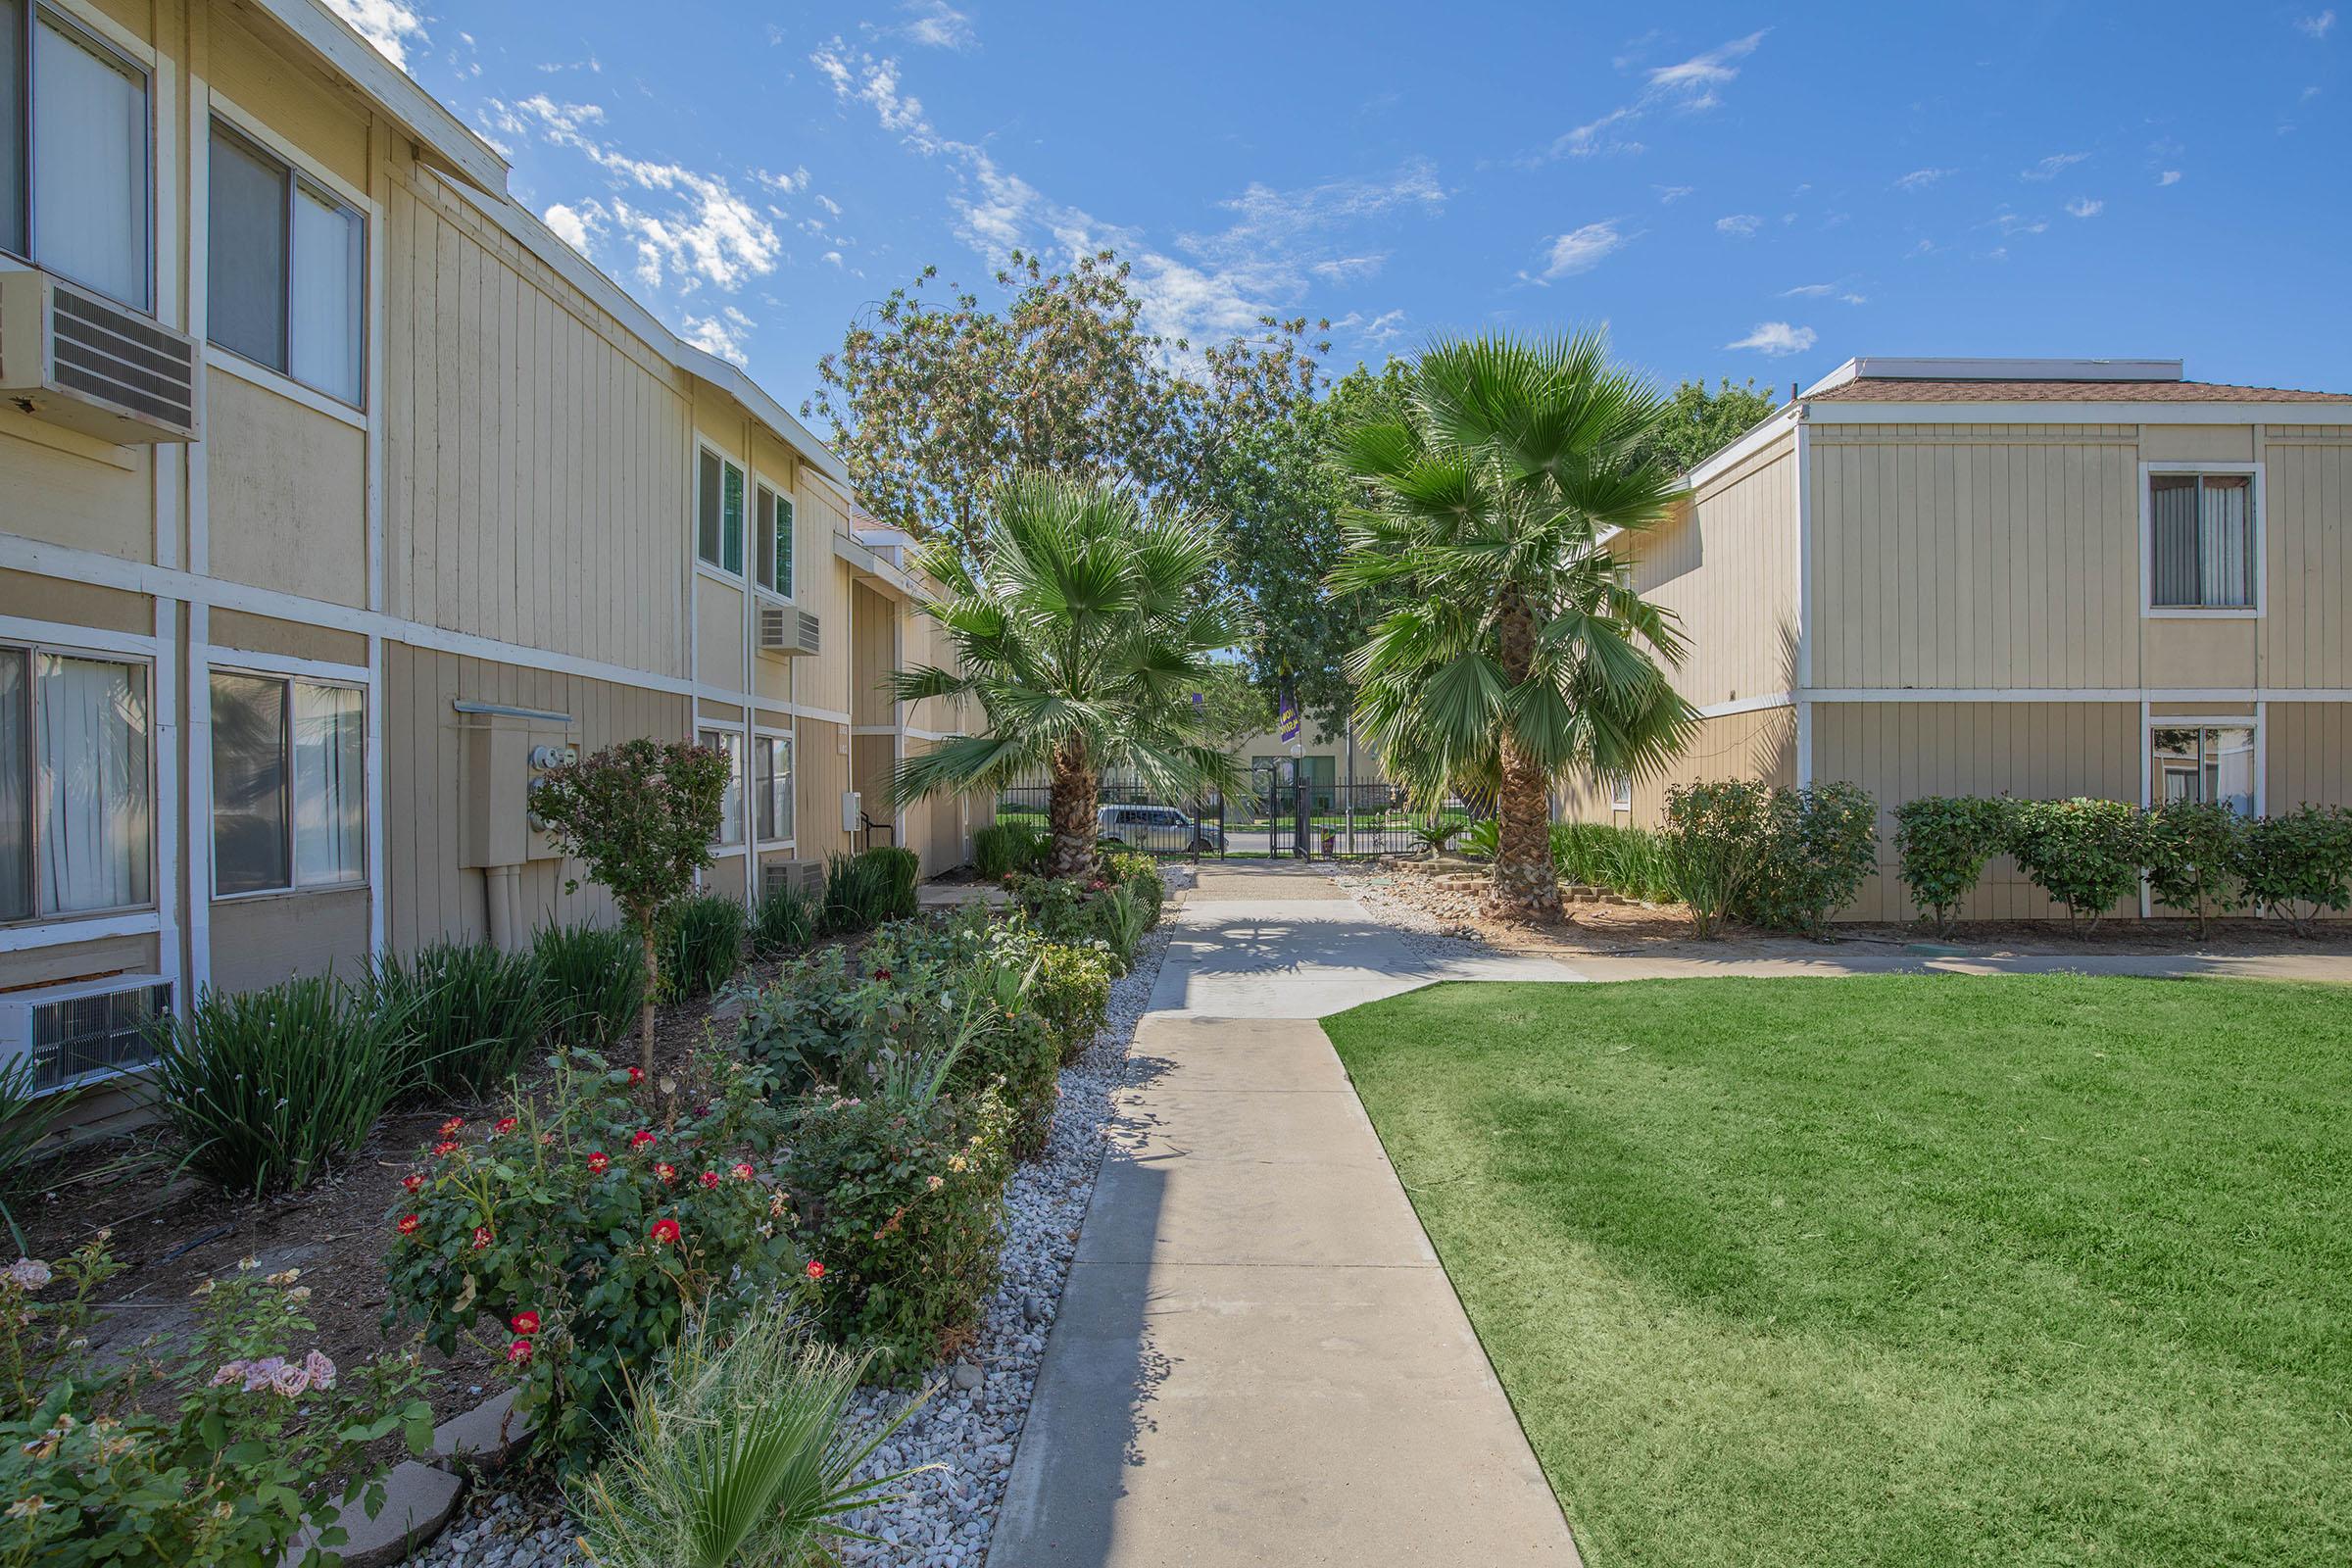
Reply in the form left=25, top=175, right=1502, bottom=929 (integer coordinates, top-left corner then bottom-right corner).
left=1048, top=739, right=1099, bottom=881
left=638, top=919, right=660, bottom=1081
left=1490, top=597, right=1561, bottom=919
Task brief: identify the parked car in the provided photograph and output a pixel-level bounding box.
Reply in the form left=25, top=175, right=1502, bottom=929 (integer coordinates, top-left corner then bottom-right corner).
left=1097, top=804, right=1222, bottom=853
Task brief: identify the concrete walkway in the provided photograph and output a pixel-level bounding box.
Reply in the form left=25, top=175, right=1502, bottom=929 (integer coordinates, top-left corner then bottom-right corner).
left=991, top=868, right=1583, bottom=1567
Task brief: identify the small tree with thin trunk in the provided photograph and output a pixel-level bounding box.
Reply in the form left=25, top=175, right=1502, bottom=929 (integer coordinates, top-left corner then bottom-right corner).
left=531, top=738, right=730, bottom=1080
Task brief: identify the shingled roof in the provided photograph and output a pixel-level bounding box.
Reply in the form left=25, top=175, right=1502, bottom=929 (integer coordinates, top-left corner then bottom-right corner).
left=1806, top=377, right=2352, bottom=404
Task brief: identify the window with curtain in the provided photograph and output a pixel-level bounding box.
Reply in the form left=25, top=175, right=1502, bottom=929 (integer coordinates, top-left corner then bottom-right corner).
left=208, top=122, right=366, bottom=406
left=1, top=7, right=150, bottom=309
left=756, top=484, right=795, bottom=596
left=0, top=645, right=153, bottom=922
left=2149, top=473, right=2254, bottom=610
left=211, top=671, right=366, bottom=895
left=2150, top=725, right=2256, bottom=818
left=701, top=728, right=744, bottom=846
left=755, top=734, right=794, bottom=842
left=696, top=450, right=746, bottom=574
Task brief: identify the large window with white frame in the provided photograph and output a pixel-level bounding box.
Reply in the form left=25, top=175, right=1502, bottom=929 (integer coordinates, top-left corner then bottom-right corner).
left=2150, top=723, right=2256, bottom=818
left=755, top=482, right=795, bottom=597
left=207, top=118, right=366, bottom=407
left=701, top=726, right=745, bottom=847
left=0, top=643, right=153, bottom=922
left=696, top=448, right=747, bottom=576
left=2148, top=471, right=2256, bottom=611
left=754, top=733, right=793, bottom=843
left=0, top=0, right=153, bottom=311
left=209, top=671, right=366, bottom=896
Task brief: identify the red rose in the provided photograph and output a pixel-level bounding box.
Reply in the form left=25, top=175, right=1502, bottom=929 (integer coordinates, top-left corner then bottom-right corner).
left=806, top=1260, right=825, bottom=1281
left=586, top=1152, right=611, bottom=1174
left=402, top=1173, right=424, bottom=1194
left=510, top=1310, right=541, bottom=1336
left=650, top=1218, right=681, bottom=1246
left=627, top=1066, right=645, bottom=1086
left=508, top=1338, right=533, bottom=1364
left=493, top=1116, right=517, bottom=1135
left=471, top=1225, right=494, bottom=1250
left=397, top=1214, right=419, bottom=1236
left=874, top=967, right=892, bottom=981
left=630, top=1130, right=656, bottom=1149
left=699, top=1170, right=720, bottom=1189
left=655, top=1162, right=678, bottom=1184
left=439, top=1118, right=465, bottom=1137
left=730, top=1162, right=755, bottom=1181
left=432, top=1141, right=458, bottom=1157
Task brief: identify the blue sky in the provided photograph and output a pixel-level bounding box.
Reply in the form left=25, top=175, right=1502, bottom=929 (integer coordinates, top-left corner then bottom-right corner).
left=336, top=1, right=2348, bottom=409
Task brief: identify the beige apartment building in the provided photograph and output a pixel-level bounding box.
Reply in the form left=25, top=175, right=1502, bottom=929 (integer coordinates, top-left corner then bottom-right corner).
left=0, top=0, right=977, bottom=1094
left=1561, top=357, right=2352, bottom=921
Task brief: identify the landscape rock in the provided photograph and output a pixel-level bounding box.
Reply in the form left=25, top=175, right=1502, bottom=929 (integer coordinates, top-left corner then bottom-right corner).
left=282, top=1460, right=463, bottom=1568
left=432, top=1386, right=535, bottom=1474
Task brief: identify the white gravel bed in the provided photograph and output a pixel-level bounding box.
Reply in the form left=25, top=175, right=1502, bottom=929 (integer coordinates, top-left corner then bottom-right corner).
left=1333, top=864, right=1494, bottom=952
left=409, top=865, right=1196, bottom=1568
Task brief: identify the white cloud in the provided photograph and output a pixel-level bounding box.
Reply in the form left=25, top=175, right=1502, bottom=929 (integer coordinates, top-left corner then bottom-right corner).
left=899, top=0, right=977, bottom=49
left=2064, top=196, right=2103, bottom=218
left=319, top=0, right=425, bottom=71
left=821, top=250, right=845, bottom=268
left=1893, top=167, right=1953, bottom=191
left=1989, top=210, right=2049, bottom=235
left=542, top=201, right=598, bottom=250
left=1781, top=283, right=1867, bottom=303
left=1715, top=213, right=1763, bottom=237
left=2022, top=151, right=2089, bottom=180
left=1547, top=30, right=1765, bottom=158
left=1654, top=184, right=1694, bottom=203
left=1310, top=255, right=1386, bottom=283
left=2158, top=170, right=2183, bottom=185
left=1334, top=308, right=1410, bottom=347
left=1726, top=321, right=1817, bottom=357
left=2295, top=9, right=2335, bottom=37
left=1530, top=220, right=1633, bottom=281
left=681, top=306, right=757, bottom=365
left=816, top=193, right=844, bottom=217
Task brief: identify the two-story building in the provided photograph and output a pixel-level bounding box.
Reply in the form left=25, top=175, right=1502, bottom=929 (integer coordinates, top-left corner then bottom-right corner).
left=0, top=0, right=978, bottom=1097
left=1561, top=357, right=2351, bottom=920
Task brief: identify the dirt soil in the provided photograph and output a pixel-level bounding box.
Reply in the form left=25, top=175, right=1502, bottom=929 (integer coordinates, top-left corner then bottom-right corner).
left=1344, top=857, right=2352, bottom=964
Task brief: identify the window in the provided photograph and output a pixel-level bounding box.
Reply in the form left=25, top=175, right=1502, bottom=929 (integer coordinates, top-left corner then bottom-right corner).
left=2149, top=472, right=2255, bottom=611
left=0, top=3, right=152, bottom=309
left=0, top=645, right=152, bottom=920
left=697, top=449, right=745, bottom=574
left=756, top=483, right=795, bottom=596
left=208, top=122, right=365, bottom=406
left=210, top=672, right=365, bottom=896
left=701, top=727, right=744, bottom=846
left=2151, top=725, right=2255, bottom=818
left=755, top=734, right=794, bottom=842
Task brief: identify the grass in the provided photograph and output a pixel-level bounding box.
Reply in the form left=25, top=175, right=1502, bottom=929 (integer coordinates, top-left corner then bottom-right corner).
left=1321, top=975, right=2352, bottom=1568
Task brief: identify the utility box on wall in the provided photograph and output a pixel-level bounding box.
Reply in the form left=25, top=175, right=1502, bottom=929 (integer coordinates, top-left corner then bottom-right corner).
left=456, top=703, right=577, bottom=869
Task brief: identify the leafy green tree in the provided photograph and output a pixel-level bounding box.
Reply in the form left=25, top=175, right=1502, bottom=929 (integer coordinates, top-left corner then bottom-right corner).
left=1333, top=331, right=1699, bottom=917
left=884, top=472, right=1248, bottom=878
left=531, top=738, right=731, bottom=1078
left=805, top=249, right=1325, bottom=568
left=1638, top=377, right=1784, bottom=472
left=1186, top=661, right=1274, bottom=752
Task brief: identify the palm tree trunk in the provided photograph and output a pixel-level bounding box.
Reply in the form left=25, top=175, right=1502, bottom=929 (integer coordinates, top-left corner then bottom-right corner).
left=1491, top=597, right=1561, bottom=918
left=1048, top=738, right=1098, bottom=880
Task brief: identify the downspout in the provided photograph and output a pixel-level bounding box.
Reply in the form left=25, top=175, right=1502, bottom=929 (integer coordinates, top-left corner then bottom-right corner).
left=484, top=863, right=520, bottom=953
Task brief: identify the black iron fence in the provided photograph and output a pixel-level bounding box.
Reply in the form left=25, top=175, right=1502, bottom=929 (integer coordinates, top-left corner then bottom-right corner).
left=996, top=780, right=1422, bottom=859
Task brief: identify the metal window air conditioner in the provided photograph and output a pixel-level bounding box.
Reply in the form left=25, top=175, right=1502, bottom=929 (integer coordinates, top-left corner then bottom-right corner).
left=758, top=604, right=820, bottom=658
left=0, top=974, right=174, bottom=1096
left=760, top=858, right=823, bottom=899
left=0, top=270, right=201, bottom=443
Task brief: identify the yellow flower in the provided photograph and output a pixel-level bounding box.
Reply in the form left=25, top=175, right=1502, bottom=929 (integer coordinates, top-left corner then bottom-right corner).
left=266, top=1268, right=301, bottom=1288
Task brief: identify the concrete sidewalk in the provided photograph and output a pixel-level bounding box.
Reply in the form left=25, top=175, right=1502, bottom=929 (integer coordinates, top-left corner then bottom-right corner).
left=990, top=871, right=1582, bottom=1567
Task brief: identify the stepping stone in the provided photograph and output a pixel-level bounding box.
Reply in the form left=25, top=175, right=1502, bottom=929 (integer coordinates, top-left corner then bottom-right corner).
left=431, top=1386, right=535, bottom=1473
left=281, top=1460, right=462, bottom=1568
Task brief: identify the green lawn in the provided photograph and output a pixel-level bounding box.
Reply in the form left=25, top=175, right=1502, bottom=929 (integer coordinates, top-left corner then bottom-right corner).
left=1322, top=976, right=2352, bottom=1568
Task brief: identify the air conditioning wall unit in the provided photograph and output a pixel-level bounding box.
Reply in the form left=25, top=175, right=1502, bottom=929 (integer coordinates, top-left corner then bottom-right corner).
left=0, top=270, right=200, bottom=443
left=758, top=604, right=820, bottom=658
left=760, top=858, right=824, bottom=900
left=0, top=974, right=174, bottom=1096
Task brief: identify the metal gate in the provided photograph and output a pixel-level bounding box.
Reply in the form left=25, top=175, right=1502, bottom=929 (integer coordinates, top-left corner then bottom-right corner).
left=1259, top=781, right=1419, bottom=859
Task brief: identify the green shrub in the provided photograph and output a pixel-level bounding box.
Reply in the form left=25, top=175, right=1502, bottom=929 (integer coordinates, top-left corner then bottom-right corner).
left=1459, top=817, right=1500, bottom=860
left=152, top=975, right=409, bottom=1197
left=870, top=845, right=921, bottom=919
left=1892, top=796, right=2016, bottom=932
left=0, top=1057, right=71, bottom=1250
left=973, top=822, right=1026, bottom=880
left=1104, top=851, right=1166, bottom=928
left=779, top=1054, right=1013, bottom=1378
left=1411, top=816, right=1469, bottom=858
left=570, top=1303, right=928, bottom=1568
left=0, top=1240, right=432, bottom=1566
left=368, top=940, right=553, bottom=1099
left=2231, top=804, right=2352, bottom=933
left=2142, top=800, right=2248, bottom=935
left=660, top=894, right=747, bottom=1002
left=1745, top=783, right=1880, bottom=937
left=733, top=947, right=910, bottom=1097
left=1660, top=781, right=1773, bottom=939
left=819, top=851, right=912, bottom=936
left=533, top=922, right=648, bottom=1051
left=1094, top=884, right=1152, bottom=967
left=384, top=1049, right=809, bottom=1468
left=750, top=882, right=818, bottom=956
left=1548, top=822, right=1677, bottom=903
left=2006, top=799, right=2144, bottom=928
left=1031, top=942, right=1112, bottom=1062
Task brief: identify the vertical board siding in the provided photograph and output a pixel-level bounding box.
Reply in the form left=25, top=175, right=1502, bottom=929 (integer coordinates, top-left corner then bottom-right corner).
left=2267, top=703, right=2352, bottom=813
left=1813, top=701, right=2138, bottom=922
left=1555, top=706, right=1797, bottom=829
left=1631, top=443, right=1796, bottom=708
left=2262, top=432, right=2351, bottom=690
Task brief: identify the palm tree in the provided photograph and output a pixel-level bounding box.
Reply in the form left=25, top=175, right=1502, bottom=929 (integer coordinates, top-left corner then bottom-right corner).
left=885, top=470, right=1248, bottom=878
left=1331, top=331, right=1699, bottom=916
